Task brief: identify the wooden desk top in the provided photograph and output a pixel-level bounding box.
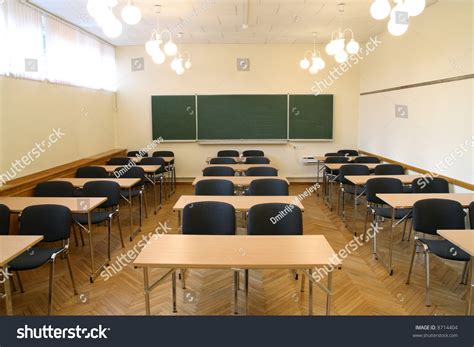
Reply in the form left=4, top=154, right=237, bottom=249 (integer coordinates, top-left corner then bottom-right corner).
left=133, top=234, right=339, bottom=269
left=0, top=235, right=43, bottom=266
left=203, top=164, right=274, bottom=172
left=345, top=174, right=424, bottom=185
left=438, top=230, right=474, bottom=256
left=0, top=197, right=107, bottom=213
left=98, top=165, right=161, bottom=173
left=315, top=156, right=359, bottom=161
left=173, top=195, right=304, bottom=211
left=206, top=157, right=243, bottom=163
left=54, top=178, right=140, bottom=189
left=192, top=176, right=289, bottom=186
left=325, top=163, right=379, bottom=170
left=129, top=156, right=174, bottom=163
left=377, top=193, right=474, bottom=209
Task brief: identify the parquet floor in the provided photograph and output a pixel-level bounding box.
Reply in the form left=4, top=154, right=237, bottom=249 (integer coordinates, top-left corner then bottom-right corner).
left=0, top=183, right=470, bottom=316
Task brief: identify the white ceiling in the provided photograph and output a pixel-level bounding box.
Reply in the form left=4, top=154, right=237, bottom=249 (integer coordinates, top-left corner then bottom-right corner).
left=29, top=0, right=436, bottom=46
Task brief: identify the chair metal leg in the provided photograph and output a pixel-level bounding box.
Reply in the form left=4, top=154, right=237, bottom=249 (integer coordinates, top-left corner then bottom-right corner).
left=336, top=186, right=341, bottom=216
left=143, top=190, right=149, bottom=219
left=406, top=240, right=417, bottom=284
left=300, top=272, right=306, bottom=292
left=425, top=250, right=431, bottom=307
left=401, top=217, right=409, bottom=241
left=116, top=212, right=125, bottom=248
left=181, top=269, right=186, bottom=289
left=72, top=225, right=79, bottom=247
left=66, top=252, right=78, bottom=295
left=48, top=260, right=56, bottom=315
left=461, top=261, right=469, bottom=285
left=233, top=271, right=239, bottom=314
left=79, top=229, right=85, bottom=246
left=245, top=269, right=249, bottom=314
left=172, top=271, right=177, bottom=313
left=107, top=219, right=112, bottom=263
left=364, top=205, right=370, bottom=239
left=407, top=218, right=413, bottom=241
left=16, top=271, right=24, bottom=293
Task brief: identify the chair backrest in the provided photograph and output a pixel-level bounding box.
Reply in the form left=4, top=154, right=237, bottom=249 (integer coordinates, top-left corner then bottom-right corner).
left=218, top=150, right=239, bottom=157
left=470, top=202, right=474, bottom=230
left=324, top=157, right=349, bottom=164
left=114, top=166, right=146, bottom=184
left=339, top=164, right=370, bottom=185
left=107, top=157, right=133, bottom=165
left=139, top=157, right=167, bottom=173
left=243, top=150, right=264, bottom=157
left=182, top=201, right=235, bottom=235
left=413, top=199, right=466, bottom=236
left=35, top=181, right=75, bottom=197
left=245, top=157, right=270, bottom=164
left=374, top=164, right=404, bottom=175
left=411, top=177, right=449, bottom=193
left=203, top=166, right=235, bottom=176
left=209, top=157, right=237, bottom=164
left=127, top=151, right=148, bottom=157
left=247, top=203, right=303, bottom=235
left=338, top=149, right=359, bottom=156
left=195, top=179, right=235, bottom=196
left=245, top=167, right=278, bottom=176
left=76, top=166, right=108, bottom=178
left=248, top=179, right=289, bottom=196
left=0, top=204, right=10, bottom=235
left=82, top=181, right=121, bottom=208
left=354, top=156, right=380, bottom=163
left=324, top=153, right=341, bottom=157
left=152, top=151, right=174, bottom=157
left=19, top=205, right=72, bottom=242
left=366, top=177, right=403, bottom=204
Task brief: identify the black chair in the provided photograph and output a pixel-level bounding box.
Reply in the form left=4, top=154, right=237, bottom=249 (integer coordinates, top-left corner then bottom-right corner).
left=247, top=203, right=303, bottom=235
left=411, top=177, right=449, bottom=193
left=470, top=202, right=474, bottom=229
left=153, top=151, right=176, bottom=192
left=209, top=157, right=237, bottom=164
left=337, top=164, right=370, bottom=226
left=364, top=178, right=412, bottom=241
left=218, top=150, right=239, bottom=157
left=72, top=181, right=124, bottom=261
left=406, top=199, right=469, bottom=306
left=245, top=157, right=270, bottom=164
left=248, top=179, right=289, bottom=196
left=181, top=201, right=236, bottom=291
left=338, top=149, right=359, bottom=156
left=195, top=179, right=235, bottom=196
left=324, top=157, right=349, bottom=207
left=127, top=151, right=148, bottom=157
left=107, top=157, right=134, bottom=165
left=243, top=150, right=264, bottom=157
left=203, top=166, right=235, bottom=176
left=140, top=157, right=169, bottom=206
left=354, top=156, right=380, bottom=163
left=35, top=181, right=75, bottom=197
left=245, top=167, right=278, bottom=176
left=8, top=205, right=77, bottom=314
left=374, top=164, right=404, bottom=175
left=114, top=166, right=148, bottom=239
left=76, top=166, right=108, bottom=178
left=0, top=204, right=10, bottom=235
left=325, top=153, right=342, bottom=157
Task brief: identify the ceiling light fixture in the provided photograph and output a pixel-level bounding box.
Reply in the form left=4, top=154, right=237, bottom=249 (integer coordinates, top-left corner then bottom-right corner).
left=300, top=33, right=325, bottom=76
left=171, top=32, right=192, bottom=76
left=87, top=0, right=122, bottom=38
left=121, top=0, right=142, bottom=25
left=145, top=5, right=179, bottom=65
left=370, top=0, right=426, bottom=36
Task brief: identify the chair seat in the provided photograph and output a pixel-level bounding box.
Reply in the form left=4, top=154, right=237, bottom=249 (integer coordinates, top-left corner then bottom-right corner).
left=342, top=184, right=365, bottom=195
left=9, top=247, right=63, bottom=270
left=419, top=239, right=470, bottom=261
left=120, top=189, right=142, bottom=198
left=373, top=207, right=412, bottom=219
left=73, top=211, right=110, bottom=225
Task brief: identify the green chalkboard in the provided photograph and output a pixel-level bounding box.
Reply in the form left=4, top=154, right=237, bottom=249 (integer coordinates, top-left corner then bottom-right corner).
left=151, top=95, right=196, bottom=140
left=197, top=95, right=288, bottom=140
left=289, top=95, right=333, bottom=140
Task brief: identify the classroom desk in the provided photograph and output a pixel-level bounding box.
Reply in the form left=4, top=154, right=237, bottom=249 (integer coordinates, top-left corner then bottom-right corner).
left=0, top=197, right=107, bottom=282
left=206, top=157, right=244, bottom=164
left=54, top=178, right=142, bottom=241
left=192, top=176, right=289, bottom=187
left=0, top=235, right=43, bottom=315
left=128, top=156, right=174, bottom=163
left=313, top=156, right=361, bottom=192
left=99, top=165, right=163, bottom=214
left=133, top=234, right=339, bottom=315
left=375, top=193, right=474, bottom=275
left=342, top=175, right=424, bottom=233
left=437, top=230, right=474, bottom=315
left=203, top=164, right=274, bottom=174
left=173, top=195, right=304, bottom=228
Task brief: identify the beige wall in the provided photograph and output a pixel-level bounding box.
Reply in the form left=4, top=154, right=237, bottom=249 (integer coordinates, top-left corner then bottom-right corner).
left=115, top=43, right=361, bottom=179
left=0, top=76, right=117, bottom=181
left=359, top=0, right=473, bottom=190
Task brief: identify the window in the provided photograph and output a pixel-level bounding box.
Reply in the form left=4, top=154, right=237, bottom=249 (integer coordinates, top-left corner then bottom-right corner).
left=0, top=0, right=116, bottom=91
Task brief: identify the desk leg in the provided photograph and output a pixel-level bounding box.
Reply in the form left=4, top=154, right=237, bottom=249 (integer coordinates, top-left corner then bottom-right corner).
left=129, top=188, right=134, bottom=240
left=326, top=272, right=333, bottom=316
left=172, top=271, right=177, bottom=313
left=87, top=212, right=95, bottom=283
left=144, top=268, right=150, bottom=315
left=2, top=266, right=13, bottom=315
left=177, top=211, right=182, bottom=233
left=308, top=269, right=313, bottom=316
left=468, top=257, right=473, bottom=315
left=234, top=271, right=239, bottom=314
left=388, top=207, right=395, bottom=275
left=245, top=269, right=249, bottom=315
left=316, top=161, right=320, bottom=197
left=152, top=175, right=158, bottom=215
